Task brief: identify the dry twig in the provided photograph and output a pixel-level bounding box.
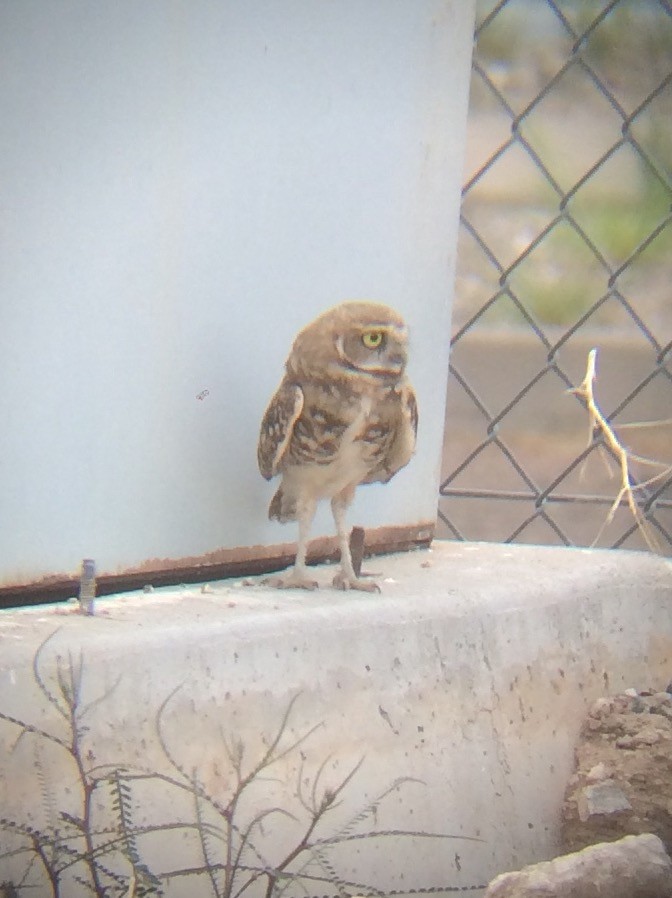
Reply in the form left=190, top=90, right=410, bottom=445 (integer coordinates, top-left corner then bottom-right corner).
left=571, top=348, right=672, bottom=552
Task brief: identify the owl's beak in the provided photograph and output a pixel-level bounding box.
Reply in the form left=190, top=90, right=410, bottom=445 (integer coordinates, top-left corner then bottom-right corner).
left=387, top=350, right=407, bottom=371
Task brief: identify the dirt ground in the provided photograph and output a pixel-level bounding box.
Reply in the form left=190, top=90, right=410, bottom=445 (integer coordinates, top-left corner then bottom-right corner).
left=561, top=687, right=672, bottom=856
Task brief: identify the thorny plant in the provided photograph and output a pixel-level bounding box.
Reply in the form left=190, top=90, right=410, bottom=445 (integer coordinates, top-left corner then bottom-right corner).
left=571, top=348, right=672, bottom=553
left=0, top=631, right=165, bottom=898
left=0, top=633, right=482, bottom=898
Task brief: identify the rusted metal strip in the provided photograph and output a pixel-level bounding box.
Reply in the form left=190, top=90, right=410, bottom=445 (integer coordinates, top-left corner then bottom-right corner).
left=0, top=521, right=435, bottom=609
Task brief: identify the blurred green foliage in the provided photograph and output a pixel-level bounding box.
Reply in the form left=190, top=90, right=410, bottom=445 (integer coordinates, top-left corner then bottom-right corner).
left=469, top=0, right=672, bottom=327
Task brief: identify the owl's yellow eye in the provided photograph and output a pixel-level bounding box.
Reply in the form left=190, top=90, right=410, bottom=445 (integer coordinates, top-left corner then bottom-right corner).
left=362, top=331, right=384, bottom=349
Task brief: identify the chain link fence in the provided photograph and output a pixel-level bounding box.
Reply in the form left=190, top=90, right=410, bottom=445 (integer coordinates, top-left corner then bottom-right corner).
left=439, top=0, right=672, bottom=553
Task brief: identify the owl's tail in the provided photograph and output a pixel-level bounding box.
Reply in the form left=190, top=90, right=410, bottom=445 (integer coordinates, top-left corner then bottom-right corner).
left=268, top=487, right=297, bottom=523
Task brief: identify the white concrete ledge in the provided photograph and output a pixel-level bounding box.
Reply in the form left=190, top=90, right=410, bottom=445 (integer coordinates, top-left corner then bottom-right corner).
left=1, top=542, right=671, bottom=894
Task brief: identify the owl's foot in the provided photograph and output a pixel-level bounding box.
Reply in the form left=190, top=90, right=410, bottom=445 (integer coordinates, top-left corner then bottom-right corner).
left=262, top=571, right=319, bottom=591
left=332, top=571, right=381, bottom=593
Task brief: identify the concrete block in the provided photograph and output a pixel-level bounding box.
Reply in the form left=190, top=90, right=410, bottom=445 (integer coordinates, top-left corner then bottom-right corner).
left=0, top=542, right=671, bottom=895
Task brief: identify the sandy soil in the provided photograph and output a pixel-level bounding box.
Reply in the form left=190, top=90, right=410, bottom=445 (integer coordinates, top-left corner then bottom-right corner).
left=562, top=687, right=672, bottom=856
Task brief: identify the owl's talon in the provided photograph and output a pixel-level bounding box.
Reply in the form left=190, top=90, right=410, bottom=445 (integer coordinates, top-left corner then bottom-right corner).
left=332, top=572, right=381, bottom=593
left=262, top=573, right=319, bottom=591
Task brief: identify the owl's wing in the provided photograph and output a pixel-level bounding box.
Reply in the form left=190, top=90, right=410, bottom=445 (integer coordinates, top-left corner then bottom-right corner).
left=257, top=381, right=304, bottom=480
left=388, top=382, right=418, bottom=479
left=405, top=384, right=418, bottom=444
left=364, top=382, right=418, bottom=484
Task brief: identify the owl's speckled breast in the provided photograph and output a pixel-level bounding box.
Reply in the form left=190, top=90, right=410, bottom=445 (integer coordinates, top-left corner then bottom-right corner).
left=282, top=388, right=387, bottom=498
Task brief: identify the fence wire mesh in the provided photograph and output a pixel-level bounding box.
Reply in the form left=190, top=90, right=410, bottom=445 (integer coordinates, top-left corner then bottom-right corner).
left=440, top=0, right=672, bottom=553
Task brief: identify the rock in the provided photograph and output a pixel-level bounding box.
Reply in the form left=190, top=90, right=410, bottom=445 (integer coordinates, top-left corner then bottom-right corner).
left=647, top=693, right=672, bottom=717
left=616, top=723, right=664, bottom=748
left=651, top=691, right=672, bottom=705
left=484, top=833, right=672, bottom=898
left=589, top=697, right=615, bottom=718
left=577, top=780, right=632, bottom=822
left=585, top=762, right=609, bottom=783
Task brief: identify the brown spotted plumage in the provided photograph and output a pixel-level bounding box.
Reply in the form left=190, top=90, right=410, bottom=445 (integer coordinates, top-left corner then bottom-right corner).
left=257, top=300, right=418, bottom=592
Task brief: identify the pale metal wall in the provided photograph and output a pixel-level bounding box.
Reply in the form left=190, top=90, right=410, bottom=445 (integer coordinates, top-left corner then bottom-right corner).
left=0, top=1, right=475, bottom=585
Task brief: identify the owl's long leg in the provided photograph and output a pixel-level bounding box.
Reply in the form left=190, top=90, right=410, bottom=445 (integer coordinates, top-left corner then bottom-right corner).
left=331, top=487, right=381, bottom=593
left=264, top=498, right=319, bottom=590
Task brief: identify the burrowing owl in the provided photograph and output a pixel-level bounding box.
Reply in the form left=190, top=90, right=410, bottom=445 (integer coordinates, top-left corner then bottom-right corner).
left=257, top=300, right=417, bottom=592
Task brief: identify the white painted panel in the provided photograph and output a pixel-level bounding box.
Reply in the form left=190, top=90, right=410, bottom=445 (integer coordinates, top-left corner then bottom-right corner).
left=0, top=1, right=475, bottom=582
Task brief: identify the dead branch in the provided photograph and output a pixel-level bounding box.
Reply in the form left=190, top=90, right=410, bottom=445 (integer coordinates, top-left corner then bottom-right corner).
left=571, top=348, right=672, bottom=552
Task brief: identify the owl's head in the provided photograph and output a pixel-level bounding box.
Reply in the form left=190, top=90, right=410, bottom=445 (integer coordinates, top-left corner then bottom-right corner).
left=288, top=301, right=409, bottom=381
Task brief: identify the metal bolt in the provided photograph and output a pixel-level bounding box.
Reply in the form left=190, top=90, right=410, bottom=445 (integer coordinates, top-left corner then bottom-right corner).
left=79, top=558, right=96, bottom=615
